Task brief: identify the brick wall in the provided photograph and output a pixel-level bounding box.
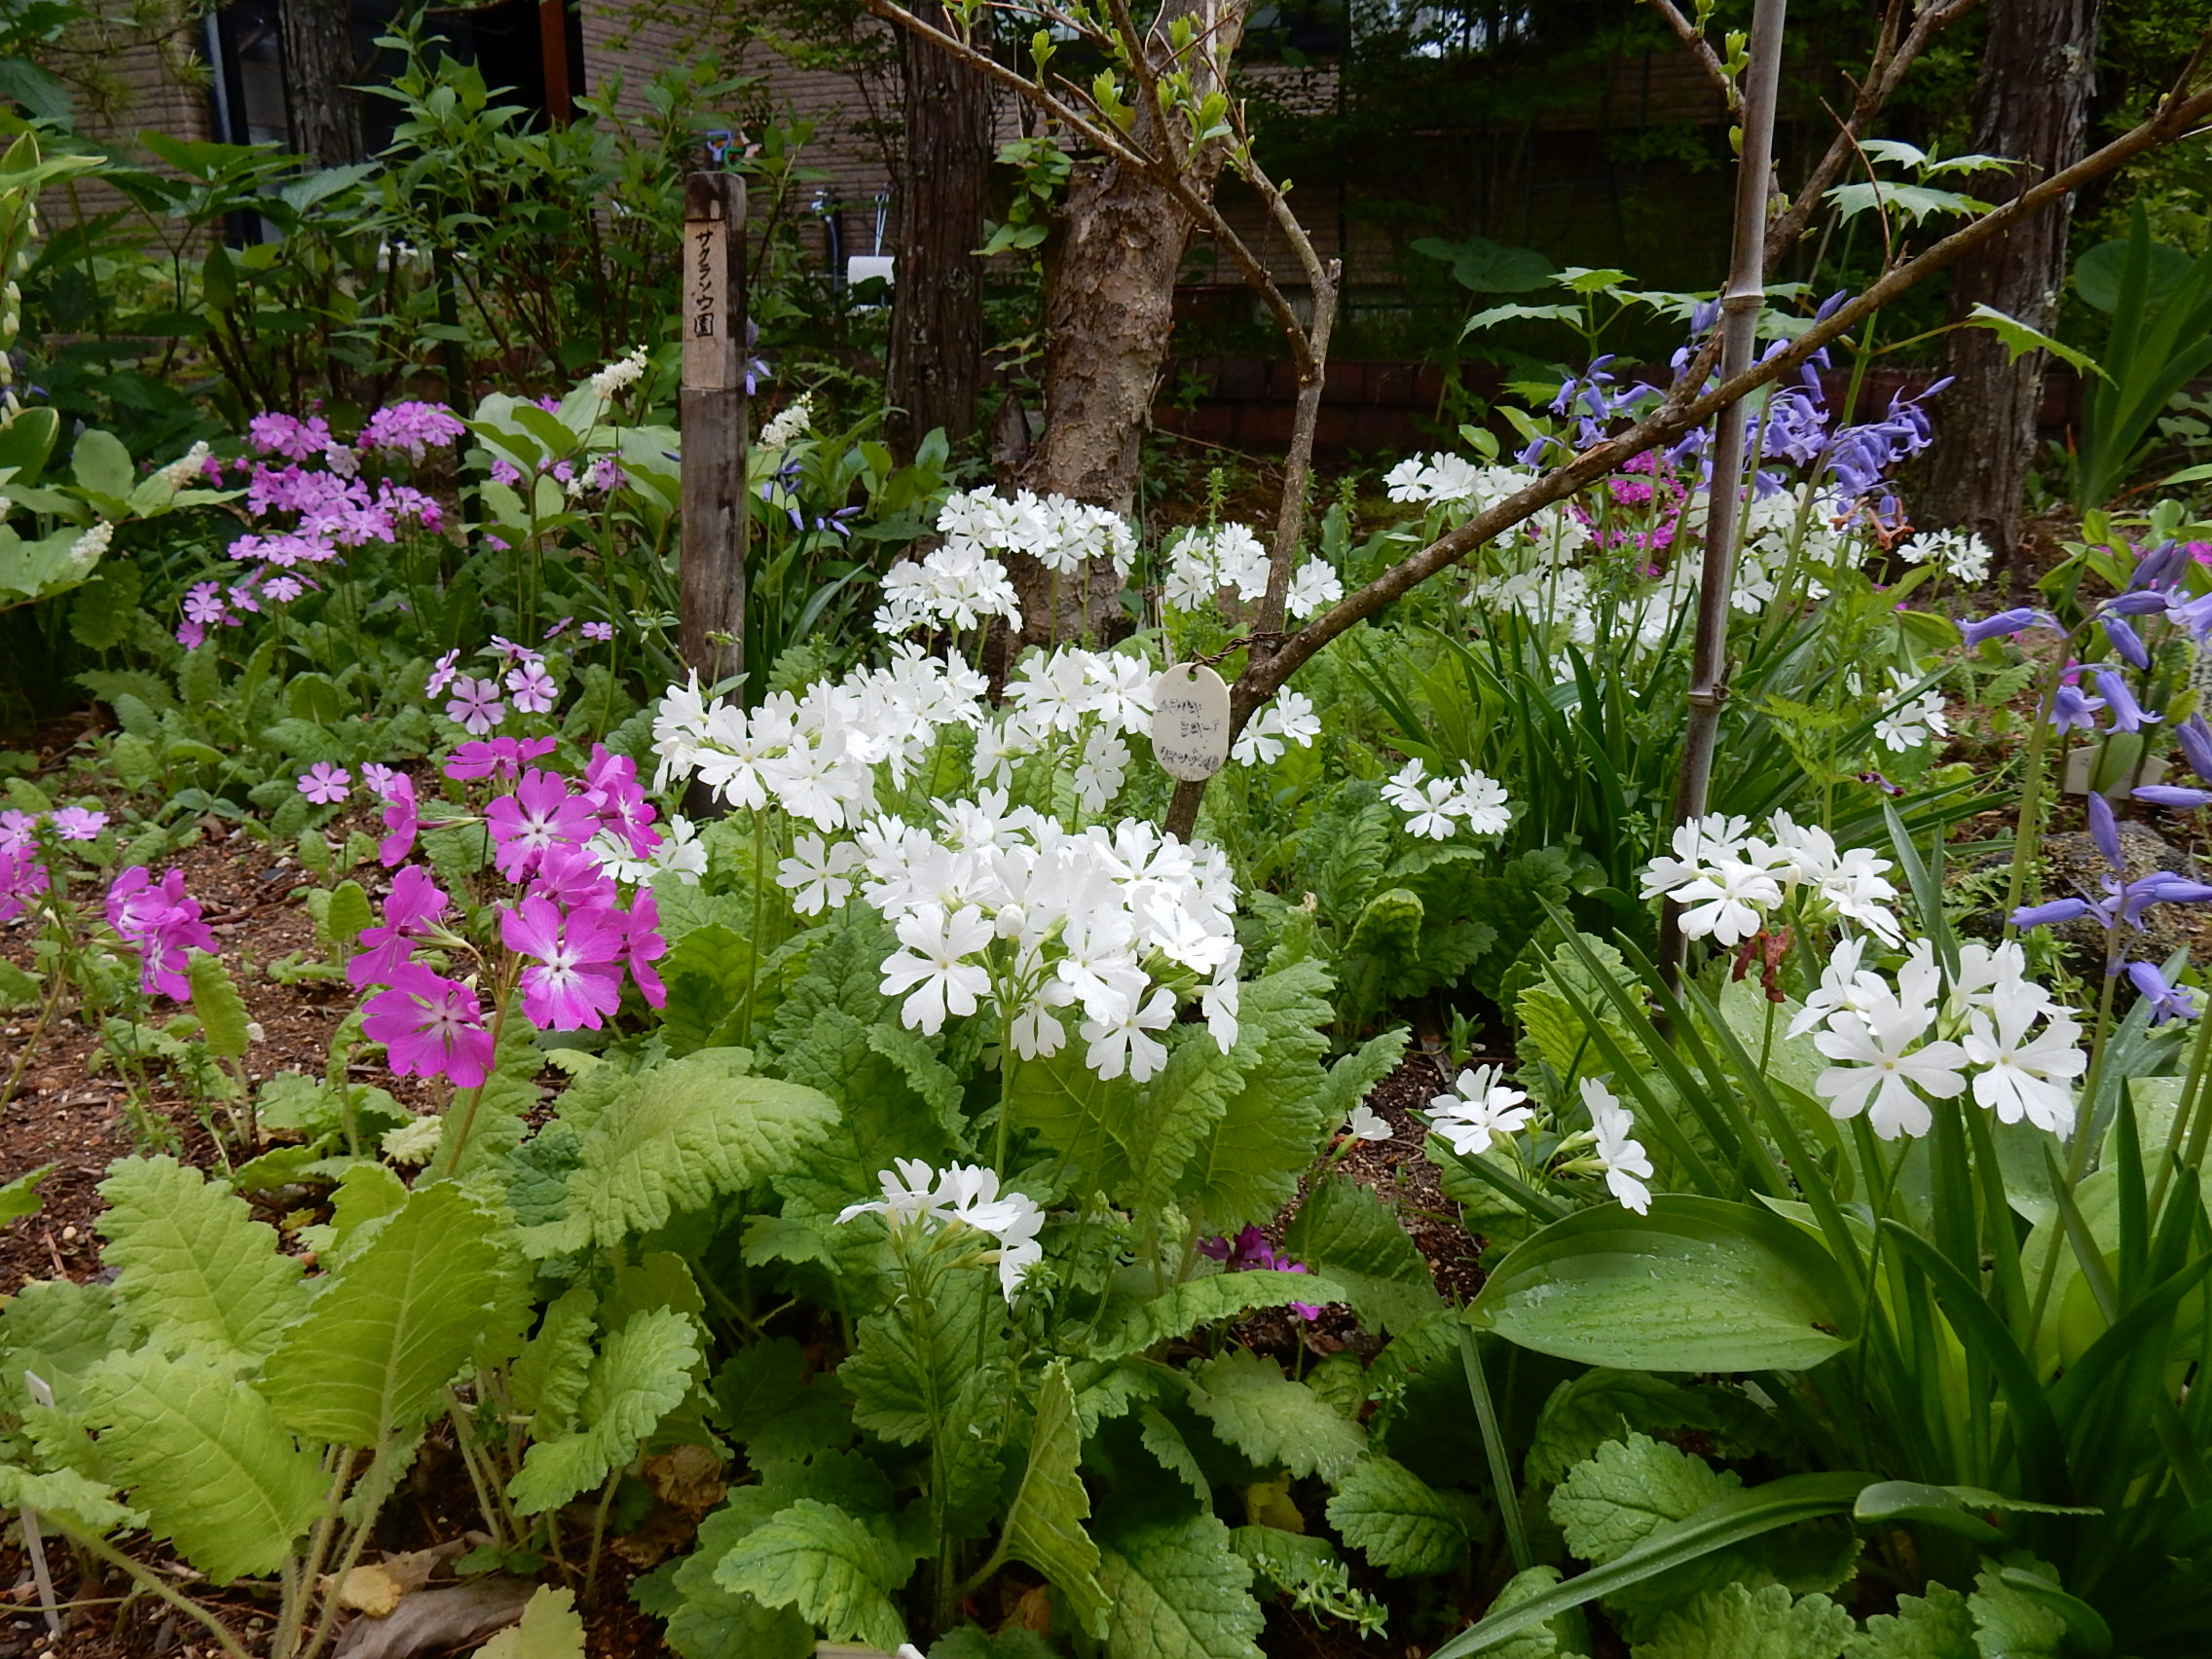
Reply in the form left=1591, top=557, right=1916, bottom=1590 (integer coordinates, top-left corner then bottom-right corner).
left=38, top=18, right=214, bottom=238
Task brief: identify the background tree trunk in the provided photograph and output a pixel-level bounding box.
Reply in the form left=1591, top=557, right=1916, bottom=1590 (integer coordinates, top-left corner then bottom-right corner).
left=281, top=0, right=365, bottom=166
left=1010, top=0, right=1250, bottom=645
left=1915, top=0, right=2101, bottom=571
left=885, top=4, right=994, bottom=465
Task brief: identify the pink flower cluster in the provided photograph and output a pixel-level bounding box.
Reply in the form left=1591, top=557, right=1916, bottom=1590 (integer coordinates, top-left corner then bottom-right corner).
left=0, top=808, right=108, bottom=923
left=360, top=401, right=467, bottom=461
left=106, top=866, right=217, bottom=1000
left=426, top=638, right=564, bottom=735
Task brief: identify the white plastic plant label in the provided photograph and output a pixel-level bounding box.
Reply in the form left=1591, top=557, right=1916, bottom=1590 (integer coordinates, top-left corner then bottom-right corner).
left=1151, top=663, right=1232, bottom=781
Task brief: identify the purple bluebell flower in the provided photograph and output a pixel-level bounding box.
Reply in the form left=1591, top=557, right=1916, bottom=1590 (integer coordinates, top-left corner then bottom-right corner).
left=2087, top=791, right=2125, bottom=871
left=2125, top=960, right=2199, bottom=1023
left=2101, top=590, right=2170, bottom=616
left=2129, top=539, right=2185, bottom=591
left=2101, top=616, right=2152, bottom=671
left=2134, top=785, right=2212, bottom=811
left=2120, top=871, right=2212, bottom=927
left=2094, top=669, right=2159, bottom=732
left=2175, top=715, right=2212, bottom=784
left=1961, top=607, right=2058, bottom=647
left=1813, top=290, right=1847, bottom=322
left=2014, top=898, right=2094, bottom=928
left=2167, top=591, right=2212, bottom=640
left=2051, top=682, right=2107, bottom=733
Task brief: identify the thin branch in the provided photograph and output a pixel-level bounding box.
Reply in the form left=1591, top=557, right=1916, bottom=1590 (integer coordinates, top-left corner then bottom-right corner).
left=1641, top=0, right=1740, bottom=113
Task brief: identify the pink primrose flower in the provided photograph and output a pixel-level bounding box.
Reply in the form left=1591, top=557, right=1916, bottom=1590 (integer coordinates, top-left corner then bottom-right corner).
left=485, top=769, right=597, bottom=881
left=445, top=677, right=506, bottom=736
left=379, top=773, right=421, bottom=867
left=297, top=762, right=351, bottom=805
left=501, top=895, right=627, bottom=1030
left=362, top=963, right=494, bottom=1087
left=349, top=866, right=453, bottom=989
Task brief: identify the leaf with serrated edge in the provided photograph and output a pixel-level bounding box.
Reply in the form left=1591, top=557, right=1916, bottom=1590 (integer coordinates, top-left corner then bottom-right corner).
left=1093, top=1271, right=1347, bottom=1362
left=1549, top=1433, right=1739, bottom=1566
left=474, top=1585, right=585, bottom=1659
left=1097, top=1510, right=1264, bottom=1659
left=508, top=1307, right=702, bottom=1515
left=508, top=1285, right=597, bottom=1437
left=1326, top=1456, right=1470, bottom=1576
left=546, top=1051, right=838, bottom=1252
left=1139, top=1405, right=1210, bottom=1501
left=715, top=1498, right=913, bottom=1651
left=76, top=1348, right=323, bottom=1583
left=0, top=1464, right=140, bottom=1535
left=1284, top=1176, right=1442, bottom=1336
left=186, top=949, right=251, bottom=1059
left=1001, top=1364, right=1109, bottom=1637
left=1186, top=1350, right=1365, bottom=1480
left=1840, top=1583, right=1976, bottom=1659
left=97, top=1156, right=305, bottom=1366
left=261, top=1181, right=516, bottom=1447
left=1637, top=1583, right=1855, bottom=1659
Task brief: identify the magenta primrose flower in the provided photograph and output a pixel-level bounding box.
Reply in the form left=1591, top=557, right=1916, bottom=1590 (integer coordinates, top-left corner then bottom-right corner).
left=105, top=866, right=217, bottom=1000
left=297, top=762, right=351, bottom=805
left=0, top=840, right=48, bottom=924
left=379, top=773, right=421, bottom=867
left=362, top=963, right=495, bottom=1088
left=486, top=769, right=598, bottom=881
left=349, top=866, right=454, bottom=989
left=49, top=807, right=107, bottom=841
left=505, top=661, right=558, bottom=716
left=528, top=844, right=619, bottom=912
left=359, top=400, right=465, bottom=460
left=445, top=677, right=506, bottom=736
left=582, top=745, right=657, bottom=857
left=445, top=735, right=558, bottom=783
left=501, top=895, right=627, bottom=1030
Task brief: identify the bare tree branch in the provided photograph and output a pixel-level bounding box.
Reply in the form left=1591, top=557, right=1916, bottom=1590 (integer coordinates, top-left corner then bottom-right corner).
left=1641, top=0, right=1740, bottom=113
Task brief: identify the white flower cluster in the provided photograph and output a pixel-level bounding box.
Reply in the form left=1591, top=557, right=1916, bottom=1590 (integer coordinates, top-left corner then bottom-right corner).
left=1164, top=523, right=1271, bottom=608
left=1641, top=811, right=1901, bottom=946
left=758, top=392, right=814, bottom=450
left=155, top=441, right=212, bottom=492
left=1382, top=758, right=1512, bottom=839
left=1384, top=454, right=1528, bottom=511
left=588, top=345, right=649, bottom=401
left=1230, top=688, right=1322, bottom=766
left=589, top=813, right=708, bottom=886
left=1423, top=1066, right=1652, bottom=1214
left=875, top=488, right=1138, bottom=636
left=786, top=796, right=1240, bottom=1082
left=1874, top=668, right=1951, bottom=753
left=650, top=645, right=988, bottom=822
left=877, top=539, right=1024, bottom=635
left=1802, top=938, right=2083, bottom=1139
left=1899, top=528, right=1992, bottom=585
left=836, top=1158, right=1046, bottom=1300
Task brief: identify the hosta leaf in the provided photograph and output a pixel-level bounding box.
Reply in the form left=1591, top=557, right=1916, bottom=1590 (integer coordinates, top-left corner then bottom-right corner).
left=77, top=1348, right=323, bottom=1583
left=1549, top=1432, right=1738, bottom=1565
left=1284, top=1176, right=1442, bottom=1336
left=0, top=1464, right=140, bottom=1535
left=716, top=1498, right=916, bottom=1651
left=1325, top=1456, right=1471, bottom=1576
left=1091, top=1271, right=1346, bottom=1362
left=261, top=1181, right=518, bottom=1447
left=97, top=1156, right=305, bottom=1366
left=1001, top=1363, right=1109, bottom=1637
left=1637, top=1583, right=1855, bottom=1659
left=508, top=1284, right=597, bottom=1436
left=476, top=1585, right=585, bottom=1659
left=1186, top=1350, right=1365, bottom=1480
left=508, top=1307, right=704, bottom=1515
left=539, top=1050, right=838, bottom=1253
left=1097, top=1510, right=1264, bottom=1659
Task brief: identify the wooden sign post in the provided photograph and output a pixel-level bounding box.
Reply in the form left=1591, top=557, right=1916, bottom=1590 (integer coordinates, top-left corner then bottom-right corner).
left=679, top=170, right=749, bottom=691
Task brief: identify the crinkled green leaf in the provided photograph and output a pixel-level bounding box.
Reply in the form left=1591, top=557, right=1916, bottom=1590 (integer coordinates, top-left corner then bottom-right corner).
left=713, top=1336, right=855, bottom=1464
left=1139, top=1405, right=1210, bottom=1501
left=1186, top=1349, right=1365, bottom=1480
left=261, top=1180, right=519, bottom=1447
left=475, top=1585, right=585, bottom=1659
left=1097, top=1510, right=1264, bottom=1659
left=716, top=1498, right=915, bottom=1651
left=1842, top=1583, right=1977, bottom=1659
left=1549, top=1432, right=1739, bottom=1565
left=1175, top=962, right=1341, bottom=1229
left=930, top=1627, right=1060, bottom=1659
left=0, top=1162, right=53, bottom=1225
left=1002, top=1363, right=1109, bottom=1637
left=1966, top=1565, right=2074, bottom=1659
left=185, top=949, right=251, bottom=1059
left=659, top=924, right=755, bottom=1056
left=1515, top=935, right=1649, bottom=1083
left=509, top=1308, right=703, bottom=1515
left=508, top=1284, right=597, bottom=1437
left=1638, top=1583, right=1855, bottom=1659
left=0, top=1463, right=140, bottom=1535
left=659, top=1493, right=815, bottom=1659
left=536, top=1051, right=838, bottom=1253
left=431, top=1008, right=545, bottom=1177
left=76, top=1348, right=323, bottom=1583
left=1526, top=1369, right=1789, bottom=1489
left=1284, top=1176, right=1442, bottom=1336
left=96, top=1155, right=305, bottom=1366
left=1325, top=1456, right=1471, bottom=1576
left=1480, top=1565, right=1593, bottom=1659
left=1091, top=1271, right=1349, bottom=1362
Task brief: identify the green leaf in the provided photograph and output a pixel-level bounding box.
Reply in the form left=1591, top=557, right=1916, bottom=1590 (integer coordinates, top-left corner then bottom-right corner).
left=662, top=1495, right=816, bottom=1659
left=96, top=1156, right=306, bottom=1366
left=1477, top=1566, right=1592, bottom=1659
left=1284, top=1176, right=1443, bottom=1336
left=186, top=949, right=251, bottom=1059
left=509, top=1284, right=597, bottom=1437
left=1824, top=180, right=1990, bottom=226
left=1469, top=1196, right=1862, bottom=1372
left=1525, top=1369, right=1788, bottom=1489
left=1138, top=1405, right=1210, bottom=1500
left=1968, top=1563, right=2106, bottom=1659
left=1515, top=935, right=1648, bottom=1083
left=323, top=880, right=373, bottom=956
left=1325, top=1456, right=1472, bottom=1576
left=1842, top=1584, right=1977, bottom=1659
left=1637, top=1583, right=1855, bottom=1659
left=1000, top=1363, right=1110, bottom=1637
left=1090, top=1271, right=1348, bottom=1362
left=260, top=1180, right=520, bottom=1447
left=538, top=1050, right=838, bottom=1252
left=0, top=1464, right=140, bottom=1535
left=76, top=1348, right=324, bottom=1583
left=716, top=1498, right=915, bottom=1651
left=475, top=1585, right=585, bottom=1659
left=1552, top=1432, right=1739, bottom=1565
left=1186, top=1349, right=1365, bottom=1480
left=70, top=428, right=132, bottom=501
left=1097, top=1510, right=1265, bottom=1659
left=0, top=1161, right=53, bottom=1225
left=508, top=1307, right=703, bottom=1515
left=659, top=924, right=755, bottom=1056
left=1961, top=305, right=2107, bottom=381
left=713, top=1337, right=855, bottom=1464
left=931, top=1628, right=1061, bottom=1659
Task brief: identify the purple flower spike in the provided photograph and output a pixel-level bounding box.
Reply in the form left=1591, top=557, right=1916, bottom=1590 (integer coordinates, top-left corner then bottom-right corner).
left=2125, top=960, right=2200, bottom=1024
left=2014, top=898, right=2093, bottom=928
left=2051, top=683, right=2107, bottom=734
left=2094, top=669, right=2160, bottom=732
left=2134, top=785, right=2212, bottom=811
left=2176, top=716, right=2212, bottom=785
left=1962, top=607, right=2059, bottom=647
left=2129, top=540, right=2185, bottom=591
left=2102, top=616, right=2152, bottom=671
left=2087, top=791, right=2125, bottom=871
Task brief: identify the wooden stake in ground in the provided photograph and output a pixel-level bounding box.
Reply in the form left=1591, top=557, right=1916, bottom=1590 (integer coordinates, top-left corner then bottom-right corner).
left=678, top=170, right=750, bottom=692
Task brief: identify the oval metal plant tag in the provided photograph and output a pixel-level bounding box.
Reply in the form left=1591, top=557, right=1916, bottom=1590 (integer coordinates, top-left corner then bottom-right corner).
left=1151, top=663, right=1231, bottom=781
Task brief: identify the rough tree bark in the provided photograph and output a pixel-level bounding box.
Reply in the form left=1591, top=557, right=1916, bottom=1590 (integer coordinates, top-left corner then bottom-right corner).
left=1916, top=0, right=2102, bottom=569
left=885, top=3, right=995, bottom=465
left=281, top=0, right=366, bottom=167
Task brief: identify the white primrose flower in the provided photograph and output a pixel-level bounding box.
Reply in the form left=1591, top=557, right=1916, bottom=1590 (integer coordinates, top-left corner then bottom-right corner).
left=1899, top=528, right=1992, bottom=585
left=1767, top=813, right=1902, bottom=943
left=1961, top=980, right=2084, bottom=1135
left=877, top=539, right=1023, bottom=635
left=1232, top=688, right=1321, bottom=766
left=837, top=1161, right=1047, bottom=1301
left=1286, top=557, right=1344, bottom=620
left=879, top=903, right=995, bottom=1034
left=1344, top=1104, right=1393, bottom=1142
left=1081, top=985, right=1176, bottom=1083
left=1426, top=1064, right=1533, bottom=1157
left=777, top=832, right=864, bottom=914
left=1581, top=1078, right=1654, bottom=1214
left=1874, top=669, right=1950, bottom=753
left=1813, top=982, right=1968, bottom=1141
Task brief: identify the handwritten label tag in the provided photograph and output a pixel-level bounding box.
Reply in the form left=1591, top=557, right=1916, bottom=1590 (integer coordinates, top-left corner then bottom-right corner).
left=1151, top=663, right=1232, bottom=781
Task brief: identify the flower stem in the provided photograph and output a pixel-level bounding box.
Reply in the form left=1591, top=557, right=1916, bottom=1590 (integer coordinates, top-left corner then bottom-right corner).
left=1457, top=1324, right=1530, bottom=1573
left=2001, top=640, right=2073, bottom=934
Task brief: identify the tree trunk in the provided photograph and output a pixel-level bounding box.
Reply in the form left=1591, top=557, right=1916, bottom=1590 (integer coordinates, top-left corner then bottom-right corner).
left=281, top=0, right=365, bottom=166
left=885, top=4, right=994, bottom=465
left=1011, top=0, right=1250, bottom=645
left=1915, top=0, right=2101, bottom=571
